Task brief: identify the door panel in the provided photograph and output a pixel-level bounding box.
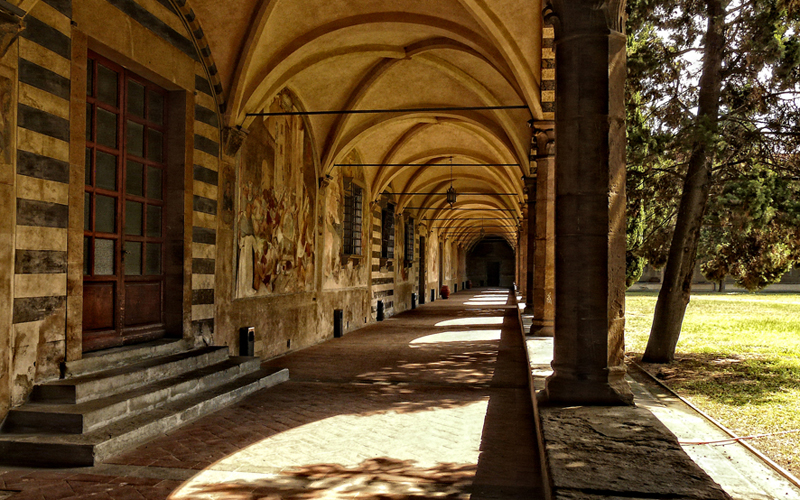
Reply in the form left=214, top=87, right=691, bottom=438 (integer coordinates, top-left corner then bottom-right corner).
left=83, top=52, right=169, bottom=352
left=124, top=282, right=162, bottom=327
left=82, top=282, right=115, bottom=331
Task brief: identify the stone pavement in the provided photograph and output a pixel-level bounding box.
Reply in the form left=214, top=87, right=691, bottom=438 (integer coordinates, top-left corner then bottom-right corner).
left=0, top=288, right=543, bottom=499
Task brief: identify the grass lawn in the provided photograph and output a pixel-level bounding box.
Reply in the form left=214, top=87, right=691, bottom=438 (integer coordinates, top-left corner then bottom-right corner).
left=625, top=291, right=800, bottom=479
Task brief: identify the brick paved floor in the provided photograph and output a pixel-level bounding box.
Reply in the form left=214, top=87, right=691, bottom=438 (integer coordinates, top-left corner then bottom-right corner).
left=0, top=289, right=543, bottom=499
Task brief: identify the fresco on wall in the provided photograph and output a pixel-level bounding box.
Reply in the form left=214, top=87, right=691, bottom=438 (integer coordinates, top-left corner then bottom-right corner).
left=443, top=240, right=452, bottom=280
left=321, top=151, right=369, bottom=288
left=0, top=76, right=12, bottom=165
left=427, top=232, right=438, bottom=282
left=235, top=92, right=316, bottom=297
left=399, top=216, right=409, bottom=282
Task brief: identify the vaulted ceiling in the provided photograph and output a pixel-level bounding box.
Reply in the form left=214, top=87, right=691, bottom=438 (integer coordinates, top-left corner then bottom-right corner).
left=191, top=0, right=546, bottom=248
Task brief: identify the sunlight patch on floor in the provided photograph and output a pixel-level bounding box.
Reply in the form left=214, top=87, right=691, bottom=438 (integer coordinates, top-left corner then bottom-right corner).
left=434, top=317, right=504, bottom=327
left=410, top=330, right=503, bottom=344
left=169, top=400, right=489, bottom=499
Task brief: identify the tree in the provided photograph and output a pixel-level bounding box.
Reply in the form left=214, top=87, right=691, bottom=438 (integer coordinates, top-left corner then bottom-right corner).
left=699, top=169, right=800, bottom=290
left=626, top=0, right=800, bottom=362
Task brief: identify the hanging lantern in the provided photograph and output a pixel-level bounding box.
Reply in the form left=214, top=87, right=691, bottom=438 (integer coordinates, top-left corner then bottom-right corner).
left=446, top=185, right=457, bottom=206
left=446, top=156, right=457, bottom=206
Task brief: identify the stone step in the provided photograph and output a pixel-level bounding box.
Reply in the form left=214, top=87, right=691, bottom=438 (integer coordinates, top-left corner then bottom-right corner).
left=2, top=357, right=263, bottom=435
left=63, top=339, right=190, bottom=379
left=30, top=346, right=230, bottom=404
left=0, top=367, right=290, bottom=467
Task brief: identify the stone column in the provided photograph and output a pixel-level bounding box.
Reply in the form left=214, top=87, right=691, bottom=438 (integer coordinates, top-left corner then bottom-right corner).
left=517, top=203, right=528, bottom=299
left=514, top=203, right=528, bottom=297
left=531, top=123, right=555, bottom=336
left=523, top=176, right=537, bottom=314
left=539, top=0, right=633, bottom=405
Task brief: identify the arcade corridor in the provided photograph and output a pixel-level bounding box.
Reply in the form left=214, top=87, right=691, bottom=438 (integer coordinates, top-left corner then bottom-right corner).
left=0, top=288, right=543, bottom=499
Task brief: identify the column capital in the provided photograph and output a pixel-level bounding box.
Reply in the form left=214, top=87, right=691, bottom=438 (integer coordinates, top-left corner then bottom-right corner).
left=318, top=174, right=334, bottom=190
left=531, top=122, right=555, bottom=160
left=222, top=126, right=249, bottom=157
left=0, top=4, right=24, bottom=58
left=543, top=0, right=626, bottom=39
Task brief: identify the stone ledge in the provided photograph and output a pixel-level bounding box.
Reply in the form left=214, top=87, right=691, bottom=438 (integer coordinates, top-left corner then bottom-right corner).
left=516, top=303, right=732, bottom=500
left=538, top=404, right=732, bottom=500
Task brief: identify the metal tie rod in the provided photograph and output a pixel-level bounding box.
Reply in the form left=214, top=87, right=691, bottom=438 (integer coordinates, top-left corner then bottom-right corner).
left=336, top=163, right=520, bottom=167
left=385, top=192, right=518, bottom=196
left=423, top=217, right=518, bottom=221
left=405, top=207, right=517, bottom=211
left=247, top=105, right=529, bottom=117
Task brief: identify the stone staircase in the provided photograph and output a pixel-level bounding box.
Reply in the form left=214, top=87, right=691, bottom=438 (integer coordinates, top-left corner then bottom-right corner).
left=0, top=339, right=288, bottom=467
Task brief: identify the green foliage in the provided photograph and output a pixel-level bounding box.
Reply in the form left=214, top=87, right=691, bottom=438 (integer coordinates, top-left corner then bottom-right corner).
left=699, top=169, right=800, bottom=290
left=626, top=195, right=647, bottom=288
left=625, top=0, right=800, bottom=286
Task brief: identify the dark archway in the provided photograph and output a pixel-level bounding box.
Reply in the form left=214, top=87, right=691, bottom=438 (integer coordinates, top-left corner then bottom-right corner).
left=466, top=237, right=515, bottom=288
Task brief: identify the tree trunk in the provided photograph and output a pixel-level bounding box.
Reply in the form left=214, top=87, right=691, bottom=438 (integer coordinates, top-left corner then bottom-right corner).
left=718, top=280, right=726, bottom=292
left=642, top=0, right=727, bottom=363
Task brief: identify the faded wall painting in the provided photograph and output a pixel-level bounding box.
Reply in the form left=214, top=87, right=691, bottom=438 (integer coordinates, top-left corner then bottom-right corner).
left=398, top=215, right=410, bottom=282
left=235, top=92, right=317, bottom=297
left=443, top=240, right=452, bottom=280
left=0, top=75, right=12, bottom=166
left=427, top=232, right=438, bottom=282
left=322, top=150, right=368, bottom=288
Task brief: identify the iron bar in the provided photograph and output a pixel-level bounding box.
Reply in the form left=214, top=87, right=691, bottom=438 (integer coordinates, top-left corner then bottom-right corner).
left=385, top=192, right=518, bottom=196
left=404, top=207, right=516, bottom=211
left=335, top=163, right=520, bottom=167
left=422, top=217, right=518, bottom=221
left=247, top=105, right=529, bottom=117
left=432, top=225, right=514, bottom=229
left=441, top=231, right=512, bottom=234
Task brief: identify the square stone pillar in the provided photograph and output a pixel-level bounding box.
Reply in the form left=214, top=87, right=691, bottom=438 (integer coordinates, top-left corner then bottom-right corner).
left=523, top=178, right=536, bottom=314
left=539, top=0, right=633, bottom=405
left=531, top=123, right=555, bottom=336
left=517, top=204, right=528, bottom=298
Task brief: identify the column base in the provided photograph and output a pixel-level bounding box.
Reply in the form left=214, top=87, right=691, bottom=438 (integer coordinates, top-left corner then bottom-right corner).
left=537, top=366, right=634, bottom=406
left=522, top=304, right=534, bottom=315
left=529, top=319, right=554, bottom=337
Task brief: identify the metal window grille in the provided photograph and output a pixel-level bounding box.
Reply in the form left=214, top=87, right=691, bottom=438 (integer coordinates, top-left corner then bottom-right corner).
left=405, top=220, right=414, bottom=264
left=343, top=179, right=363, bottom=255
left=381, top=204, right=395, bottom=259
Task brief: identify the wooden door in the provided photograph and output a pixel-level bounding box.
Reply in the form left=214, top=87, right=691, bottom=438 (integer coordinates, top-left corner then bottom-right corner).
left=487, top=262, right=501, bottom=287
left=83, top=53, right=168, bottom=352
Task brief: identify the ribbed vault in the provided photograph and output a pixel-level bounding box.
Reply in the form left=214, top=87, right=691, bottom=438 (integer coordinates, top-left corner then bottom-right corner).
left=190, top=0, right=543, bottom=247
